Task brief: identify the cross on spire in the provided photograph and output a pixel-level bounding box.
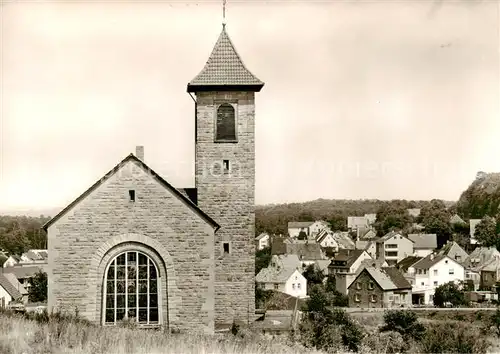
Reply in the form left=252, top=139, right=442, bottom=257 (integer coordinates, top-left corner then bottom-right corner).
left=222, top=0, right=227, bottom=27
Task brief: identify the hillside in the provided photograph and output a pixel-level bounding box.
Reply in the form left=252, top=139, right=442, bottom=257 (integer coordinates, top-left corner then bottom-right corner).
left=256, top=198, right=455, bottom=236
left=456, top=172, right=500, bottom=219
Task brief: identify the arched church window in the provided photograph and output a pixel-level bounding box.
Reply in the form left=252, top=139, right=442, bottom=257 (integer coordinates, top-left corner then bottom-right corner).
left=216, top=103, right=236, bottom=141
left=104, top=251, right=159, bottom=325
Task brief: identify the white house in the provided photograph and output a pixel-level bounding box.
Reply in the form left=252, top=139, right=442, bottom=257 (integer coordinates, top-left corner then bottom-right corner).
left=470, top=219, right=482, bottom=245
left=375, top=231, right=414, bottom=266
left=255, top=233, right=270, bottom=250
left=408, top=234, right=437, bottom=257
left=309, top=221, right=330, bottom=236
left=0, top=273, right=27, bottom=307
left=411, top=254, right=465, bottom=305
left=256, top=255, right=307, bottom=298
left=288, top=221, right=314, bottom=238
left=315, top=229, right=339, bottom=249
left=364, top=213, right=377, bottom=225
left=347, top=216, right=368, bottom=232
left=3, top=255, right=20, bottom=268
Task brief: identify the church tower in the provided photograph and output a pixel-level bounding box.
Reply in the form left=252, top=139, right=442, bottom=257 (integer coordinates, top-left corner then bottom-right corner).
left=187, top=24, right=264, bottom=326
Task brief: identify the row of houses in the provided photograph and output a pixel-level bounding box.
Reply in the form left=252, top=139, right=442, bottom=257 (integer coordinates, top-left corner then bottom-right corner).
left=0, top=249, right=48, bottom=308
left=257, top=224, right=500, bottom=308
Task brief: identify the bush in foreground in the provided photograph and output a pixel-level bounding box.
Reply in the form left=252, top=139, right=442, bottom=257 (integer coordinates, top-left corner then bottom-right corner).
left=418, top=322, right=489, bottom=354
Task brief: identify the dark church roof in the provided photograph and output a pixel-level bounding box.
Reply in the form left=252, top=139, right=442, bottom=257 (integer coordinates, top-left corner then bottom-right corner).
left=187, top=25, right=264, bottom=92
left=42, top=154, right=220, bottom=232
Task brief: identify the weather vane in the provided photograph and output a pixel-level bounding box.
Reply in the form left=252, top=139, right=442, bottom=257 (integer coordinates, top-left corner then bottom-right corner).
left=222, top=0, right=227, bottom=27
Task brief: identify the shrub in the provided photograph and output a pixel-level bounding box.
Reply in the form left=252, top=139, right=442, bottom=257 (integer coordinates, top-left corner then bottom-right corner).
left=27, top=271, right=48, bottom=303
left=486, top=307, right=500, bottom=337
left=380, top=310, right=425, bottom=341
left=299, top=286, right=364, bottom=352
left=418, top=322, right=489, bottom=354
left=433, top=281, right=468, bottom=307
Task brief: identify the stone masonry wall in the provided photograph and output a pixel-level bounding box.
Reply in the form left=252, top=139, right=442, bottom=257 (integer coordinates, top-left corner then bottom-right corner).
left=47, top=160, right=215, bottom=334
left=348, top=271, right=384, bottom=308
left=195, top=91, right=256, bottom=325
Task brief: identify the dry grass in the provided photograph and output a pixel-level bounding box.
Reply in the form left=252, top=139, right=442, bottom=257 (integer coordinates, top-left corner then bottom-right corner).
left=0, top=314, right=327, bottom=354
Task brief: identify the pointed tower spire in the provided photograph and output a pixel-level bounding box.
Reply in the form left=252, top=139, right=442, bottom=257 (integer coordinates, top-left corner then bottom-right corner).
left=187, top=20, right=264, bottom=92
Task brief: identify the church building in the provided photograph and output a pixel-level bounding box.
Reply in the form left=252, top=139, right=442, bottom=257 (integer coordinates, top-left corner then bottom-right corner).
left=43, top=23, right=264, bottom=334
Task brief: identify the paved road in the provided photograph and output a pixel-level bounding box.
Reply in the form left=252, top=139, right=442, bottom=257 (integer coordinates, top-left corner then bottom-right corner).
left=346, top=307, right=497, bottom=313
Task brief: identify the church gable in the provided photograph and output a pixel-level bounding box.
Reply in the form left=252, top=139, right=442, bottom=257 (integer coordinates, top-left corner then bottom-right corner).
left=46, top=153, right=217, bottom=331
left=43, top=154, right=219, bottom=232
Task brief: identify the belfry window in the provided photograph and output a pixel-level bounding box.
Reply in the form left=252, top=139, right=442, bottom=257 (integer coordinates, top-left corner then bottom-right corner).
left=104, top=251, right=159, bottom=326
left=216, top=103, right=236, bottom=141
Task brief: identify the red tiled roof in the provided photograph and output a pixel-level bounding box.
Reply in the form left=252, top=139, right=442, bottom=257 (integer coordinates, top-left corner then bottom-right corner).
left=187, top=25, right=264, bottom=92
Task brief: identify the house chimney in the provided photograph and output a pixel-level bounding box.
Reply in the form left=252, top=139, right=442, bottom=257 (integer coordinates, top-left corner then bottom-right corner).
left=430, top=254, right=434, bottom=260
left=135, top=146, right=144, bottom=161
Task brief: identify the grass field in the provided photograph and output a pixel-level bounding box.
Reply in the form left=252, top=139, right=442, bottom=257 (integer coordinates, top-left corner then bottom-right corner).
left=2, top=309, right=500, bottom=354
left=0, top=314, right=327, bottom=354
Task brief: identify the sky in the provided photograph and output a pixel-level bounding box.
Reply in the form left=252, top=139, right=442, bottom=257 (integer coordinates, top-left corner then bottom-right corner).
left=0, top=0, right=499, bottom=213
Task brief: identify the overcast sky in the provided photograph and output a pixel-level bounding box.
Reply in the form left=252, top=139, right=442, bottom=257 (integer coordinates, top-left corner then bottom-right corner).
left=1, top=0, right=499, bottom=212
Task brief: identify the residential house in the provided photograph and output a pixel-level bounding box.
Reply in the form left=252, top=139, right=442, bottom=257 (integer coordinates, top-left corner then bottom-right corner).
left=347, top=216, right=368, bottom=232
left=450, top=214, right=466, bottom=225
left=3, top=266, right=44, bottom=289
left=360, top=229, right=377, bottom=240
left=314, top=260, right=331, bottom=278
left=328, top=249, right=373, bottom=294
left=407, top=208, right=421, bottom=218
left=375, top=231, right=414, bottom=266
left=364, top=213, right=377, bottom=226
left=0, top=273, right=28, bottom=308
left=315, top=229, right=339, bottom=249
left=480, top=257, right=500, bottom=290
left=284, top=241, right=326, bottom=267
left=309, top=220, right=330, bottom=237
left=331, top=231, right=356, bottom=250
left=411, top=254, right=465, bottom=305
left=463, top=247, right=500, bottom=290
left=408, top=234, right=437, bottom=257
left=3, top=255, right=21, bottom=268
left=470, top=219, right=482, bottom=245
left=255, top=233, right=271, bottom=250
left=395, top=256, right=423, bottom=287
left=355, top=239, right=377, bottom=259
left=347, top=267, right=412, bottom=308
left=288, top=221, right=313, bottom=238
left=438, top=241, right=468, bottom=265
left=10, top=249, right=49, bottom=272
left=256, top=255, right=307, bottom=298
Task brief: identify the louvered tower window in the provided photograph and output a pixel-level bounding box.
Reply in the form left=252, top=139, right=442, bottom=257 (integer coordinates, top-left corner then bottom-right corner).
left=216, top=103, right=236, bottom=141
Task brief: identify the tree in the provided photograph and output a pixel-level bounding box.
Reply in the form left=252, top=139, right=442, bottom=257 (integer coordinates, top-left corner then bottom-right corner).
left=474, top=216, right=498, bottom=247
left=328, top=215, right=347, bottom=231
left=28, top=271, right=48, bottom=303
left=297, top=231, right=308, bottom=240
left=380, top=310, right=426, bottom=342
left=374, top=202, right=413, bottom=236
left=433, top=281, right=468, bottom=307
left=299, top=285, right=363, bottom=352
left=419, top=199, right=453, bottom=248
left=255, top=247, right=271, bottom=275
left=302, top=264, right=324, bottom=292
